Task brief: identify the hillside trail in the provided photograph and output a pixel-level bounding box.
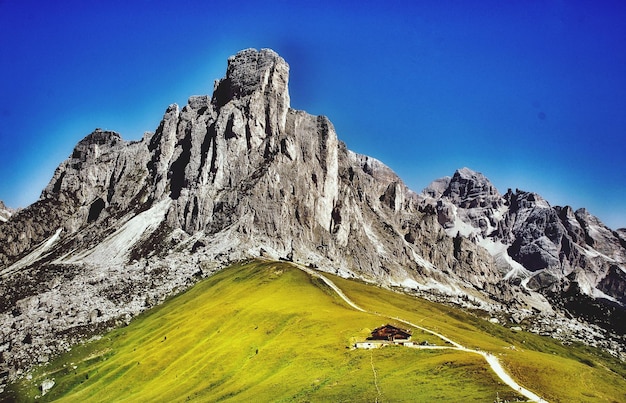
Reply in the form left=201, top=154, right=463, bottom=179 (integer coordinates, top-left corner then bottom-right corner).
left=293, top=263, right=548, bottom=403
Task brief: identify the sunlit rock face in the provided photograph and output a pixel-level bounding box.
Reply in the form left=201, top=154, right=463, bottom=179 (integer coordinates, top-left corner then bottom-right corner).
left=0, top=49, right=501, bottom=290
left=0, top=48, right=624, bottom=387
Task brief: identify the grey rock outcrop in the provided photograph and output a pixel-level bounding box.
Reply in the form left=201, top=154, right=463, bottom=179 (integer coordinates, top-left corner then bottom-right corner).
left=0, top=201, right=12, bottom=223
left=424, top=167, right=626, bottom=334
left=0, top=49, right=624, bottom=388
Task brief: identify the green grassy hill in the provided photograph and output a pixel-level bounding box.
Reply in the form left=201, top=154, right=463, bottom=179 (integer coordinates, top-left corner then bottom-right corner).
left=4, top=260, right=625, bottom=402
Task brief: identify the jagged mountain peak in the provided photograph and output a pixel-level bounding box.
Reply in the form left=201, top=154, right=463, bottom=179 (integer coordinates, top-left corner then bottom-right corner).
left=213, top=48, right=290, bottom=109
left=67, top=129, right=125, bottom=164
left=455, top=166, right=486, bottom=179
left=421, top=166, right=626, bottom=326
left=441, top=167, right=501, bottom=209
left=422, top=167, right=498, bottom=201
left=78, top=128, right=123, bottom=145
left=449, top=166, right=498, bottom=190
left=505, top=188, right=551, bottom=211
left=422, top=176, right=451, bottom=199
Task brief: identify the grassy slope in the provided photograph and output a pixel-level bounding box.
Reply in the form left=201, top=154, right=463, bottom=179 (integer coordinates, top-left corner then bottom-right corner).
left=330, top=274, right=626, bottom=403
left=4, top=260, right=625, bottom=402
left=7, top=261, right=519, bottom=403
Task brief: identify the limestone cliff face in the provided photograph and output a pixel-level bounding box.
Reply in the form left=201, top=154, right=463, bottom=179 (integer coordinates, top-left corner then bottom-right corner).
left=0, top=49, right=504, bottom=293
left=136, top=49, right=505, bottom=293
left=0, top=49, right=624, bottom=385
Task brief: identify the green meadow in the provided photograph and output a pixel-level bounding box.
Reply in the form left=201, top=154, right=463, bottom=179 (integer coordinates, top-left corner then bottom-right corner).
left=330, top=274, right=626, bottom=403
left=4, top=260, right=625, bottom=402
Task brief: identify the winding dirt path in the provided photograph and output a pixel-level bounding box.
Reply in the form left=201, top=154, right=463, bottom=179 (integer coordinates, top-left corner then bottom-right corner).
left=296, top=264, right=548, bottom=403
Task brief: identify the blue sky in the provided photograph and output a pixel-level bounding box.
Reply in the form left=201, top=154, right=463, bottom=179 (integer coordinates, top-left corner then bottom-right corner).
left=1, top=0, right=625, bottom=229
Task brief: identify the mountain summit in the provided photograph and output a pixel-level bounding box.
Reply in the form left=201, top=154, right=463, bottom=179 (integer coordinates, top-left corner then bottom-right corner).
left=0, top=49, right=624, bottom=385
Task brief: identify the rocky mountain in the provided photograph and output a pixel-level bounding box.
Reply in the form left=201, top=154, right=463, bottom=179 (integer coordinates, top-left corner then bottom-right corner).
left=425, top=168, right=626, bottom=331
left=0, top=201, right=12, bottom=223
left=0, top=48, right=624, bottom=387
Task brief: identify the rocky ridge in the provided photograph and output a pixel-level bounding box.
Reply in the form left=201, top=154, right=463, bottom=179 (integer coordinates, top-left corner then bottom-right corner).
left=0, top=49, right=624, bottom=387
left=427, top=168, right=626, bottom=333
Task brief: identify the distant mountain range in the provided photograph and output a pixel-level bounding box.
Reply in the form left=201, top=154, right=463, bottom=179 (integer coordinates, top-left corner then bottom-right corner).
left=0, top=48, right=624, bottom=388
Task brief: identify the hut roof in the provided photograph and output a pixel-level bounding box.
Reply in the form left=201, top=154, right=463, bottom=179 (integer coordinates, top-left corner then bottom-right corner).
left=369, top=324, right=412, bottom=341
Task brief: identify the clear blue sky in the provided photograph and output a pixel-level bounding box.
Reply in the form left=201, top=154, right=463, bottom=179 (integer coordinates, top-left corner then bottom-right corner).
left=1, top=0, right=625, bottom=229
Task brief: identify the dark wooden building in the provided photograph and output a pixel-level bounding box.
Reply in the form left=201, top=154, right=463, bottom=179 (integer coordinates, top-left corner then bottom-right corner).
left=368, top=324, right=412, bottom=341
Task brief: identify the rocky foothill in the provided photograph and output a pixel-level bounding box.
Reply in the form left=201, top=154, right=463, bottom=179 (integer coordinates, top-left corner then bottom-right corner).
left=0, top=49, right=624, bottom=389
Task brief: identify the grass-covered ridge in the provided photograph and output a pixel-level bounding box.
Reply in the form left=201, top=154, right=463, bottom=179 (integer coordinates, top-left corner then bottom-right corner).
left=4, top=260, right=625, bottom=402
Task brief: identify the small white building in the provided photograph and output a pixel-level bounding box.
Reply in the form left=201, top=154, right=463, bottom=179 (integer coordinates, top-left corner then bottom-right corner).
left=354, top=341, right=386, bottom=349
